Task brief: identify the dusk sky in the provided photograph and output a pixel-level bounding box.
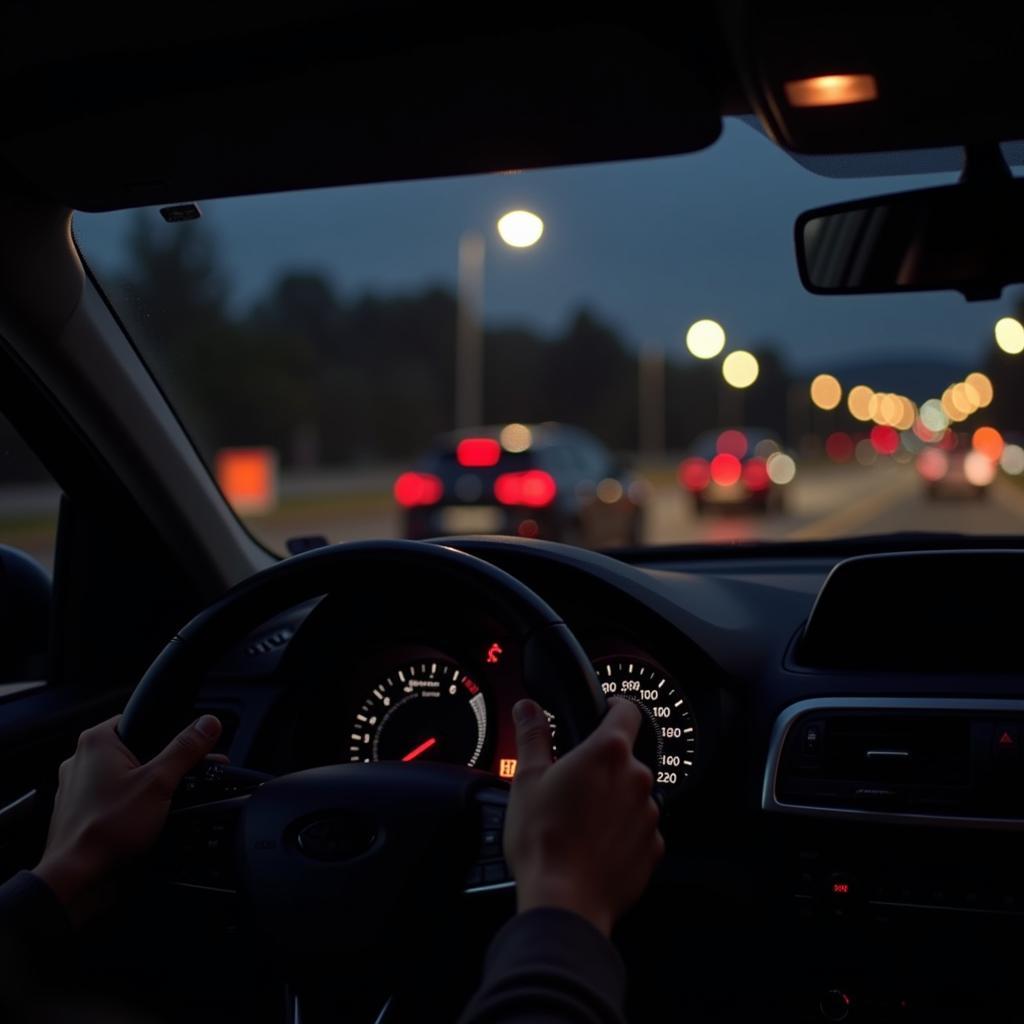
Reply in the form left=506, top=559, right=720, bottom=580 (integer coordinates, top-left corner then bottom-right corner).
left=75, top=118, right=1018, bottom=380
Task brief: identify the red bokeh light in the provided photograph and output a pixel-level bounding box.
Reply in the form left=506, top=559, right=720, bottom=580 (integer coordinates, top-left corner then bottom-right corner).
left=916, top=448, right=949, bottom=483
left=716, top=429, right=748, bottom=458
left=679, top=457, right=710, bottom=492
left=494, top=470, right=557, bottom=508
left=710, top=453, right=742, bottom=487
left=825, top=432, right=855, bottom=463
left=394, top=471, right=444, bottom=507
left=939, top=430, right=958, bottom=451
left=742, top=457, right=770, bottom=491
left=457, top=437, right=501, bottom=467
left=870, top=425, right=899, bottom=456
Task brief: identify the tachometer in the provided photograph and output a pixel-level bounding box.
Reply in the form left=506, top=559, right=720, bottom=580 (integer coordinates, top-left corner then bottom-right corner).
left=593, top=657, right=697, bottom=793
left=348, top=658, right=489, bottom=768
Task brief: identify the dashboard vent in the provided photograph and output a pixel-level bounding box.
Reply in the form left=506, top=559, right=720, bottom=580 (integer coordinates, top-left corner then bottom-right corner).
left=775, top=712, right=991, bottom=816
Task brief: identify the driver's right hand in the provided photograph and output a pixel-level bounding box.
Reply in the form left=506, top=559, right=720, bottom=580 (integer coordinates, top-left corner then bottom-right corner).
left=504, top=697, right=664, bottom=937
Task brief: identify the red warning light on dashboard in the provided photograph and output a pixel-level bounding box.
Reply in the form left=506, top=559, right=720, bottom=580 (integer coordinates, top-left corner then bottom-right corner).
left=499, top=759, right=518, bottom=779
left=486, top=643, right=504, bottom=665
left=832, top=882, right=850, bottom=895
left=463, top=677, right=480, bottom=695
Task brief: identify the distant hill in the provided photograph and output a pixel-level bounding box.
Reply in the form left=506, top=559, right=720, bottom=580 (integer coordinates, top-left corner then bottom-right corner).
left=799, top=355, right=972, bottom=403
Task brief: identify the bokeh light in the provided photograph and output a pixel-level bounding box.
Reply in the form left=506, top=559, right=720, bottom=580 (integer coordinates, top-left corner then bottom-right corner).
left=710, top=453, right=742, bottom=486
left=717, top=429, right=748, bottom=458
left=500, top=422, right=533, bottom=452
left=965, top=372, right=994, bottom=408
left=766, top=452, right=796, bottom=485
left=722, top=351, right=759, bottom=389
left=754, top=438, right=780, bottom=459
left=855, top=439, right=877, bottom=465
left=810, top=374, right=842, bottom=411
left=995, top=316, right=1024, bottom=355
left=870, top=425, right=900, bottom=456
left=685, top=319, right=726, bottom=359
left=1000, top=444, right=1024, bottom=475
left=826, top=432, right=855, bottom=463
left=596, top=478, right=624, bottom=504
left=496, top=210, right=544, bottom=248
left=920, top=399, right=949, bottom=433
left=848, top=385, right=874, bottom=421
left=916, top=448, right=949, bottom=482
left=972, top=426, right=1005, bottom=463
left=964, top=451, right=997, bottom=487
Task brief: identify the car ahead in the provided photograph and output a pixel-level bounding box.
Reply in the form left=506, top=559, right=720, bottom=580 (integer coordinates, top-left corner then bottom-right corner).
left=394, top=423, right=644, bottom=546
left=678, top=428, right=795, bottom=514
left=916, top=432, right=996, bottom=500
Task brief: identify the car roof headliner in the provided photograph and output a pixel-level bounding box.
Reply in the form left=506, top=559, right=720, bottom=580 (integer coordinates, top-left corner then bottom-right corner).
left=1, top=4, right=1022, bottom=212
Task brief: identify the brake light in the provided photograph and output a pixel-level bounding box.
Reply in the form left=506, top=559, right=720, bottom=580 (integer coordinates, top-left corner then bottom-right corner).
left=457, top=438, right=501, bottom=467
left=710, top=453, right=742, bottom=487
left=679, top=458, right=710, bottom=492
left=494, top=470, right=557, bottom=508
left=742, top=457, right=770, bottom=492
left=394, top=472, right=444, bottom=508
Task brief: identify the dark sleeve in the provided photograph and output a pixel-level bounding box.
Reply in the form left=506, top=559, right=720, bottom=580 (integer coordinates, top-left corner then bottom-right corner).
left=0, top=869, right=73, bottom=1001
left=457, top=908, right=627, bottom=1024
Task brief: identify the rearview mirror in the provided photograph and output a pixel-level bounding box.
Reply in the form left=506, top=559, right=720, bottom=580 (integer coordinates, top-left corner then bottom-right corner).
left=795, top=178, right=1024, bottom=301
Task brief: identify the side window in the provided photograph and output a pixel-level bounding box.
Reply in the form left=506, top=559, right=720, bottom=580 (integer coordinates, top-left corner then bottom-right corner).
left=0, top=412, right=59, bottom=692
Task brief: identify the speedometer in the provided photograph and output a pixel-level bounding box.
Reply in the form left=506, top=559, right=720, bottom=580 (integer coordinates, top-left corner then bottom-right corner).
left=348, top=658, right=489, bottom=768
left=593, top=657, right=697, bottom=793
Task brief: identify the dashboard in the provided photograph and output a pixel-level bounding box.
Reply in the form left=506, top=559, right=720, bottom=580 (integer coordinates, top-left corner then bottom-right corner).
left=195, top=537, right=1024, bottom=1023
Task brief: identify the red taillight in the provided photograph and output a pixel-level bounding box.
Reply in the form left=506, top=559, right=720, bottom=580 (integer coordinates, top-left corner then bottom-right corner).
left=710, top=453, right=742, bottom=487
left=679, top=458, right=710, bottom=492
left=457, top=438, right=501, bottom=467
left=742, top=457, right=770, bottom=492
left=717, top=430, right=748, bottom=458
left=494, top=469, right=557, bottom=508
left=825, top=432, right=855, bottom=463
left=394, top=472, right=443, bottom=508
left=870, top=425, right=899, bottom=456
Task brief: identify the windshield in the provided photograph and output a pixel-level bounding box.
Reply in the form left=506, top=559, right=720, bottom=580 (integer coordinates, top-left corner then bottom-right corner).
left=74, top=118, right=1024, bottom=553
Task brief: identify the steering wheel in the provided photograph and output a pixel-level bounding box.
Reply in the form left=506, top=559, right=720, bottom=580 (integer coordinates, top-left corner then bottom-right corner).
left=117, top=540, right=606, bottom=996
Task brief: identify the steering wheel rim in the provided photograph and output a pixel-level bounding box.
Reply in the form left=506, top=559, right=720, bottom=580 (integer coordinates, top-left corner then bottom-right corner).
left=119, top=539, right=605, bottom=760
left=118, top=539, right=607, bottom=972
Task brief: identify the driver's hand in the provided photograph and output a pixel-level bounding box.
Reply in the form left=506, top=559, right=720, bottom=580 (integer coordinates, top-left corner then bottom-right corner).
left=504, top=697, right=664, bottom=938
left=33, top=713, right=222, bottom=916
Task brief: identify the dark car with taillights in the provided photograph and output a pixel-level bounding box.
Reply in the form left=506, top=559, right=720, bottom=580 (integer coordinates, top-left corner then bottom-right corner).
left=395, top=423, right=645, bottom=546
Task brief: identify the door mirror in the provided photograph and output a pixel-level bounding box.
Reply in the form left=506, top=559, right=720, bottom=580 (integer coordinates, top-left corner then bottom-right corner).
left=795, top=178, right=1024, bottom=301
left=0, top=546, right=51, bottom=687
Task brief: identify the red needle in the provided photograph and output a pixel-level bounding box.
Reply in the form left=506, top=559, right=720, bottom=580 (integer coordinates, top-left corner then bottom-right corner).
left=401, top=737, right=438, bottom=762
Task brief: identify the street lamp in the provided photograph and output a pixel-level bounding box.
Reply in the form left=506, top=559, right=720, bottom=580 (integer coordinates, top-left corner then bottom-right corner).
left=455, top=210, right=543, bottom=429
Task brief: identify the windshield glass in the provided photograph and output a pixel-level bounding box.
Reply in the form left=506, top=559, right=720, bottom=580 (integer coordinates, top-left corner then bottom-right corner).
left=74, top=118, right=1024, bottom=553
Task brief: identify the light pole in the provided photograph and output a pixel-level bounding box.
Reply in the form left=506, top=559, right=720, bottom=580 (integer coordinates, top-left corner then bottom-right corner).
left=454, top=210, right=543, bottom=430
left=638, top=342, right=666, bottom=457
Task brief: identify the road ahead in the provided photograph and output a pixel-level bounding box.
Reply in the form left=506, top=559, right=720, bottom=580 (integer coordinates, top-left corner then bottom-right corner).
left=250, top=460, right=1024, bottom=552
left=7, top=461, right=1024, bottom=570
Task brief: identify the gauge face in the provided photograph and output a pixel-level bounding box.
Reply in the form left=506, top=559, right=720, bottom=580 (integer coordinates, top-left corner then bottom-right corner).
left=593, top=657, right=697, bottom=793
left=348, top=658, right=488, bottom=768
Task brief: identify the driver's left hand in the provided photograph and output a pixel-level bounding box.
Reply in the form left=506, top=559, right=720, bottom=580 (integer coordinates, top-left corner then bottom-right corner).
left=33, top=714, right=222, bottom=919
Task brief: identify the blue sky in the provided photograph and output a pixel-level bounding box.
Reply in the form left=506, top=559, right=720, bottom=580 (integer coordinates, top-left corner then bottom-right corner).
left=75, top=118, right=1015, bottom=378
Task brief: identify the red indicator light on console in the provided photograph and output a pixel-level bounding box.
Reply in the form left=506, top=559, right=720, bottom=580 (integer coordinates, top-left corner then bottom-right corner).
left=832, top=882, right=850, bottom=895
left=486, top=643, right=504, bottom=665
left=463, top=677, right=480, bottom=695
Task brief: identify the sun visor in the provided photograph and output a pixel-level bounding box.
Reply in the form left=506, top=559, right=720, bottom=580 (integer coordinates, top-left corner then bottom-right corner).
left=0, top=10, right=722, bottom=211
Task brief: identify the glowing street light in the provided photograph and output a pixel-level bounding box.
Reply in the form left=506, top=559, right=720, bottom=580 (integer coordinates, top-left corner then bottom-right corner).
left=847, top=385, right=874, bottom=422
left=810, top=374, right=842, bottom=411
left=456, top=210, right=544, bottom=428
left=685, top=319, right=726, bottom=359
left=995, top=316, right=1024, bottom=355
left=496, top=210, right=544, bottom=248
left=722, top=350, right=759, bottom=389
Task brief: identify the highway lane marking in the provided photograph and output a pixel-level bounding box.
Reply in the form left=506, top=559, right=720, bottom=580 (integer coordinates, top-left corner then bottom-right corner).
left=785, top=471, right=918, bottom=541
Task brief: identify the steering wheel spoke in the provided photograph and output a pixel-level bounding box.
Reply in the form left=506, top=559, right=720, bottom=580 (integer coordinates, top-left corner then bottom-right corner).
left=465, top=787, right=515, bottom=894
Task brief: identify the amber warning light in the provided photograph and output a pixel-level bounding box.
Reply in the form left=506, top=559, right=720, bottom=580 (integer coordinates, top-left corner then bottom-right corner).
left=499, top=759, right=518, bottom=779
left=784, top=74, right=878, bottom=108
